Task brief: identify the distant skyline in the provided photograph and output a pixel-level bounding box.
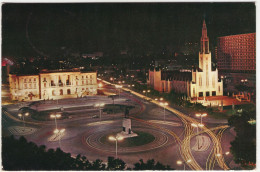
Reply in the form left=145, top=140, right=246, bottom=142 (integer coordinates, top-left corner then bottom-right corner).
left=2, top=3, right=256, bottom=57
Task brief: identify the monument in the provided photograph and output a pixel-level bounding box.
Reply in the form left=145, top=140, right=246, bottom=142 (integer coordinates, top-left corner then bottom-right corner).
left=117, top=107, right=138, bottom=138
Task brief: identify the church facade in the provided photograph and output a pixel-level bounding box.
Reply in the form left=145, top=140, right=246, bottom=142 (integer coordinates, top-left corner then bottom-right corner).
left=148, top=20, right=223, bottom=98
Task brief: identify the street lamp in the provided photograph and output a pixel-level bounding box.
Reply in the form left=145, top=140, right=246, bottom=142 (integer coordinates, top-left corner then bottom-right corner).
left=18, top=112, right=30, bottom=127
left=94, top=103, right=105, bottom=120
left=143, top=90, right=150, bottom=97
left=109, top=135, right=124, bottom=159
left=196, top=113, right=207, bottom=124
left=54, top=128, right=65, bottom=148
left=50, top=113, right=62, bottom=130
left=176, top=159, right=192, bottom=170
left=191, top=123, right=204, bottom=150
left=115, top=85, right=122, bottom=97
left=98, top=83, right=103, bottom=88
left=160, top=102, right=168, bottom=122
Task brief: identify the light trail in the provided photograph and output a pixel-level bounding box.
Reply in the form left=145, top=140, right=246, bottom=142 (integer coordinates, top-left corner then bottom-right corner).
left=101, top=79, right=230, bottom=170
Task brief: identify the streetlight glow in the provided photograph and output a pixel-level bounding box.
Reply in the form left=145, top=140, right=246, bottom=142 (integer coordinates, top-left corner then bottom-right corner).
left=177, top=160, right=183, bottom=165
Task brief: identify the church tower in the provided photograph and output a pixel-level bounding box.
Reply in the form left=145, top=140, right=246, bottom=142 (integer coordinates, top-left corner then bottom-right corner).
left=189, top=19, right=223, bottom=98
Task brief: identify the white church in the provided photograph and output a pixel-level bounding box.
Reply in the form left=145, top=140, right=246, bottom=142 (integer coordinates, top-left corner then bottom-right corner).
left=148, top=20, right=223, bottom=98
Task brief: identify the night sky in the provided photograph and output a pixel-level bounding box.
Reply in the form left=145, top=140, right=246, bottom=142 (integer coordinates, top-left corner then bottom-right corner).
left=2, top=3, right=256, bottom=58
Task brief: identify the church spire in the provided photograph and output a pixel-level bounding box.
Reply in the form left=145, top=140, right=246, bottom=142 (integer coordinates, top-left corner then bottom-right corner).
left=200, top=19, right=209, bottom=54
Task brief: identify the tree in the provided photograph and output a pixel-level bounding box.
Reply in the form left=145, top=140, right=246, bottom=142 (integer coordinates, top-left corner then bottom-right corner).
left=133, top=159, right=174, bottom=170
left=228, top=105, right=256, bottom=169
left=106, top=156, right=126, bottom=170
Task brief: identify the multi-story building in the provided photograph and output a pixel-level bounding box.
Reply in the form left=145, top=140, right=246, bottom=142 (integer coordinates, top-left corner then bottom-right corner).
left=216, top=33, right=256, bottom=72
left=9, top=68, right=98, bottom=101
left=148, top=20, right=223, bottom=98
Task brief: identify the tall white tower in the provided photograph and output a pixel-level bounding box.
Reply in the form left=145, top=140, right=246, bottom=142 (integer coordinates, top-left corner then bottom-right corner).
left=190, top=20, right=223, bottom=98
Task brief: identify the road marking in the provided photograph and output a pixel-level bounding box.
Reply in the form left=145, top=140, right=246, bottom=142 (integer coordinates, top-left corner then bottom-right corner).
left=192, top=135, right=211, bottom=151
left=87, top=120, right=115, bottom=126
left=48, top=132, right=66, bottom=142
left=147, top=120, right=181, bottom=126
left=8, top=126, right=37, bottom=136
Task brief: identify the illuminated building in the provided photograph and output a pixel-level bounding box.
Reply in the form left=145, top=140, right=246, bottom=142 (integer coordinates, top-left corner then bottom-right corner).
left=148, top=20, right=223, bottom=98
left=9, top=69, right=98, bottom=101
left=216, top=33, right=256, bottom=72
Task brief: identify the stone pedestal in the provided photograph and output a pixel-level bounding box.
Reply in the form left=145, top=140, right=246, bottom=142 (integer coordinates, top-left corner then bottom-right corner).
left=117, top=118, right=138, bottom=138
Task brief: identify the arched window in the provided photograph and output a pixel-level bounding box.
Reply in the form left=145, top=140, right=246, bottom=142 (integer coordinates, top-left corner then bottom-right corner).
left=67, top=89, right=71, bottom=95
left=60, top=89, right=63, bottom=95
left=52, top=90, right=55, bottom=96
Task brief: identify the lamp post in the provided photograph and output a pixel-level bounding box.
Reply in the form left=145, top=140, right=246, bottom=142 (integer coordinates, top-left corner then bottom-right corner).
left=95, top=103, right=105, bottom=121
left=176, top=159, right=192, bottom=170
left=50, top=113, right=62, bottom=130
left=115, top=85, right=122, bottom=97
left=160, top=102, right=168, bottom=122
left=195, top=113, right=207, bottom=124
left=109, top=135, right=124, bottom=159
left=143, top=90, right=150, bottom=97
left=191, top=123, right=204, bottom=150
left=54, top=128, right=65, bottom=148
left=18, top=112, right=30, bottom=127
left=216, top=151, right=230, bottom=168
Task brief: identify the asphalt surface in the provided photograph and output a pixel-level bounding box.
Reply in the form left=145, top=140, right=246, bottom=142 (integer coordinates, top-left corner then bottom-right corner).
left=2, top=85, right=236, bottom=170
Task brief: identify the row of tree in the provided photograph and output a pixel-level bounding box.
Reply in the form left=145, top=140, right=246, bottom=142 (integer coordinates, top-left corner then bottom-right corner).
left=2, top=136, right=174, bottom=170
left=228, top=104, right=256, bottom=169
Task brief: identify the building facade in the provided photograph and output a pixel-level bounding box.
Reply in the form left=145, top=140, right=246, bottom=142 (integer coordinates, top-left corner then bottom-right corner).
left=9, top=69, right=98, bottom=101
left=216, top=33, right=256, bottom=72
left=148, top=20, right=223, bottom=98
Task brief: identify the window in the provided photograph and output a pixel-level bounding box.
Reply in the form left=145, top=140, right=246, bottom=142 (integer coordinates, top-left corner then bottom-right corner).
left=24, top=84, right=27, bottom=89
left=52, top=90, right=55, bottom=96
left=34, top=78, right=36, bottom=82
left=82, top=81, right=84, bottom=85
left=44, top=83, right=47, bottom=88
left=67, top=89, right=71, bottom=95
left=29, top=84, right=32, bottom=89
left=43, top=78, right=47, bottom=82
left=24, top=79, right=27, bottom=83
left=60, top=89, right=63, bottom=95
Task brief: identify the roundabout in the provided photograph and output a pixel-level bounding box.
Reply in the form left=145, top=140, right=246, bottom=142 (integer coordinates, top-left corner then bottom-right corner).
left=84, top=126, right=172, bottom=154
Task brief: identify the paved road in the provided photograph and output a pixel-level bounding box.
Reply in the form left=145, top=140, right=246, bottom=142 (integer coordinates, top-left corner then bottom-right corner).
left=2, top=83, right=236, bottom=170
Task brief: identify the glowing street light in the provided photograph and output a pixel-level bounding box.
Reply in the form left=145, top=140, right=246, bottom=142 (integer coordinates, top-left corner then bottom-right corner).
left=53, top=128, right=65, bottom=148
left=18, top=112, right=30, bottom=127
left=109, top=135, right=124, bottom=159
left=94, top=103, right=105, bottom=120
left=176, top=159, right=192, bottom=170
left=196, top=113, right=207, bottom=124
left=160, top=102, right=168, bottom=122
left=50, top=113, right=62, bottom=130
left=159, top=97, right=164, bottom=101
left=191, top=123, right=204, bottom=150
left=98, top=83, right=103, bottom=88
